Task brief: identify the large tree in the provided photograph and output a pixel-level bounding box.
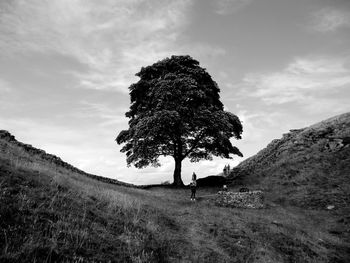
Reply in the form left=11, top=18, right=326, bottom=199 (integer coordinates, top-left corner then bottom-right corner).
left=116, top=55, right=243, bottom=186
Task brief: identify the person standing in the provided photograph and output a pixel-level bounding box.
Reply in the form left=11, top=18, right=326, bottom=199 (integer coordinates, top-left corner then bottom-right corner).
left=190, top=172, right=197, bottom=201
left=192, top=172, right=197, bottom=181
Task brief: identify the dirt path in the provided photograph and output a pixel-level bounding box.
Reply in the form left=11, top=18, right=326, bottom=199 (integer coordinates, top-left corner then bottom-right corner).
left=135, top=186, right=350, bottom=263
left=107, top=184, right=350, bottom=262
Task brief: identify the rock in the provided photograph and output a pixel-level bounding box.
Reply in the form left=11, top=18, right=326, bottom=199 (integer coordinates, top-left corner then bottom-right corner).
left=215, top=190, right=264, bottom=209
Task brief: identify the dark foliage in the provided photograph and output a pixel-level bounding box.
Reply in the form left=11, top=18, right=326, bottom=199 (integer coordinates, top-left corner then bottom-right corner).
left=196, top=175, right=226, bottom=187
left=117, top=55, right=243, bottom=185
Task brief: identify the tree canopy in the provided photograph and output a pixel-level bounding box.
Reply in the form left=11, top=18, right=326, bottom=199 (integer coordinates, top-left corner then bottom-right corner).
left=116, top=55, right=243, bottom=186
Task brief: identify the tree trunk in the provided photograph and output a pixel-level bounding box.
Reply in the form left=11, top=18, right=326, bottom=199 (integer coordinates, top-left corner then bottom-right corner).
left=173, top=158, right=184, bottom=186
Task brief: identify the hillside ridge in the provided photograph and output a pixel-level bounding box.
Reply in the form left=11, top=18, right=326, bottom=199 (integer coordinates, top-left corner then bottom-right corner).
left=227, top=112, right=350, bottom=209
left=0, top=130, right=138, bottom=188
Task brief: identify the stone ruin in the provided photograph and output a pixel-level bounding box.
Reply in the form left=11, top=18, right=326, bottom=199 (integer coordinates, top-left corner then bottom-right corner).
left=215, top=190, right=264, bottom=209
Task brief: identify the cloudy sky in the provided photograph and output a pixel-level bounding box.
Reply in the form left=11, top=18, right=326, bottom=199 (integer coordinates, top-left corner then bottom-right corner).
left=1, top=0, right=349, bottom=184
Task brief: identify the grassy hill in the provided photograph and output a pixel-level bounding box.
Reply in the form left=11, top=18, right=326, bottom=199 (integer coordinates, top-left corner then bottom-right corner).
left=228, top=112, right=350, bottom=211
left=1, top=126, right=350, bottom=262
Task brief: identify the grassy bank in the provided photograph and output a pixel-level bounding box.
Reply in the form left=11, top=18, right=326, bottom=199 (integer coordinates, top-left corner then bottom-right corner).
left=0, top=160, right=173, bottom=262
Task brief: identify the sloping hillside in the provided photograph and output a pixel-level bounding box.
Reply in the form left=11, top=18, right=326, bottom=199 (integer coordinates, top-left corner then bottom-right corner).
left=228, top=112, right=350, bottom=210
left=0, top=130, right=139, bottom=188
left=0, top=131, right=173, bottom=262
left=1, top=129, right=350, bottom=262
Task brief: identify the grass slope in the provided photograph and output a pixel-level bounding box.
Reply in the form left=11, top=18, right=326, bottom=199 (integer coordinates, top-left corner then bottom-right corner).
left=0, top=160, right=172, bottom=262
left=229, top=112, right=350, bottom=210
left=1, top=128, right=350, bottom=262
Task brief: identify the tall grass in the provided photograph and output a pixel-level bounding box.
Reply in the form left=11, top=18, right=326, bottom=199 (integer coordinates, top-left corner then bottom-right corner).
left=0, top=155, right=172, bottom=262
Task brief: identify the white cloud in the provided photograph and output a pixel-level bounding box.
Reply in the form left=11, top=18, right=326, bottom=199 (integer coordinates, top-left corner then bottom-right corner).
left=0, top=79, right=11, bottom=93
left=232, top=110, right=293, bottom=154
left=311, top=8, right=350, bottom=32
left=78, top=101, right=127, bottom=127
left=0, top=79, right=13, bottom=111
left=214, top=0, right=253, bottom=15
left=0, top=0, right=193, bottom=92
left=243, top=56, right=350, bottom=105
left=303, top=97, right=349, bottom=115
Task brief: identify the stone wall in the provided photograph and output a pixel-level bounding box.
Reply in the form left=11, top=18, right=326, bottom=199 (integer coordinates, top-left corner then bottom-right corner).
left=215, top=191, right=264, bottom=209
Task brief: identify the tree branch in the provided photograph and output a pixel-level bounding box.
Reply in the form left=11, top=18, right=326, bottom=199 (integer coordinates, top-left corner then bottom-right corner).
left=183, top=131, right=205, bottom=159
